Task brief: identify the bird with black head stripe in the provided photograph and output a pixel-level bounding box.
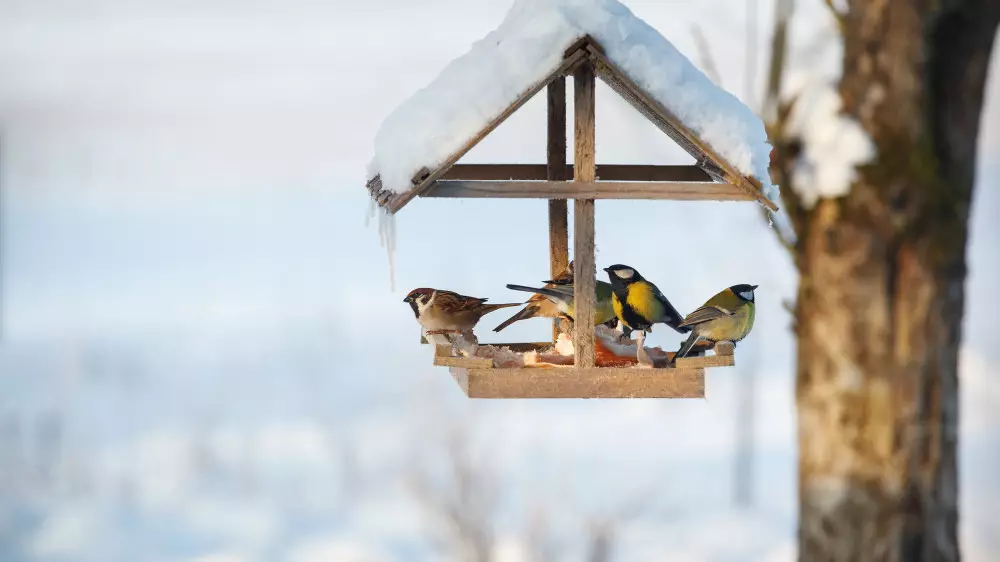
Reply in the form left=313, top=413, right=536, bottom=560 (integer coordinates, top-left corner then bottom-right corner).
left=604, top=264, right=690, bottom=345
left=673, top=283, right=757, bottom=362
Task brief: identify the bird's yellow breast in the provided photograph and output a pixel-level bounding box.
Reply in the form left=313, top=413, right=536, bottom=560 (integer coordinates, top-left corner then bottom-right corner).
left=612, top=292, right=625, bottom=321
left=698, top=302, right=755, bottom=342
left=625, top=281, right=664, bottom=320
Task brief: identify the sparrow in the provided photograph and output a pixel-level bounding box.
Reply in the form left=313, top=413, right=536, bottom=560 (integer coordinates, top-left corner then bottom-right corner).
left=493, top=261, right=575, bottom=332
left=604, top=264, right=689, bottom=335
left=503, top=279, right=618, bottom=328
left=674, top=284, right=757, bottom=360
left=403, top=288, right=520, bottom=345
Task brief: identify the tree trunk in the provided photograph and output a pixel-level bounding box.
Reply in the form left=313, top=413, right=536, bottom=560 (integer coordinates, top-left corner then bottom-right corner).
left=792, top=2, right=999, bottom=561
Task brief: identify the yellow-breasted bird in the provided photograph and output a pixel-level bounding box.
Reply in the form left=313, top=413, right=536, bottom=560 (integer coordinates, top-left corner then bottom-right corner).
left=504, top=278, right=617, bottom=327
left=493, top=261, right=575, bottom=332
left=674, top=283, right=757, bottom=360
left=603, top=264, right=689, bottom=336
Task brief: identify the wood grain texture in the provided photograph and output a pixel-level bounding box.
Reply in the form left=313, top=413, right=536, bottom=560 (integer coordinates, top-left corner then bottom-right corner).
left=421, top=180, right=755, bottom=200
left=547, top=79, right=569, bottom=342
left=675, top=353, right=735, bottom=369
left=433, top=345, right=493, bottom=369
left=440, top=164, right=712, bottom=182
left=383, top=49, right=588, bottom=214
left=448, top=366, right=705, bottom=399
left=573, top=61, right=597, bottom=369
left=714, top=341, right=735, bottom=356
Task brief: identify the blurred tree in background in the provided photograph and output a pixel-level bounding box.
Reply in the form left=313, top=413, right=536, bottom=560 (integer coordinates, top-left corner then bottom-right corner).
left=766, top=1, right=1000, bottom=560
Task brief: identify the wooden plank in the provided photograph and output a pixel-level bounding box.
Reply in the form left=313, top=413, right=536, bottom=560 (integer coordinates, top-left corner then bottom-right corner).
left=599, top=164, right=711, bottom=182
left=440, top=164, right=711, bottom=182
left=547, top=78, right=569, bottom=342
left=675, top=353, right=736, bottom=369
left=433, top=345, right=494, bottom=369
left=450, top=366, right=705, bottom=399
left=384, top=48, right=589, bottom=214
left=585, top=45, right=779, bottom=212
left=714, top=341, right=735, bottom=356
left=421, top=180, right=756, bottom=200
left=573, top=61, right=597, bottom=369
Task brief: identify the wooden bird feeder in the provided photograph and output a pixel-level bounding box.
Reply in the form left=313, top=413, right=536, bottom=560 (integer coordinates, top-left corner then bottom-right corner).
left=365, top=34, right=777, bottom=399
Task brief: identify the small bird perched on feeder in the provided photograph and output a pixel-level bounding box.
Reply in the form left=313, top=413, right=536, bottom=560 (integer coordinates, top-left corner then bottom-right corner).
left=604, top=264, right=689, bottom=366
left=493, top=261, right=575, bottom=332
left=673, top=284, right=757, bottom=361
left=603, top=264, right=689, bottom=336
left=403, top=288, right=520, bottom=347
left=504, top=279, right=617, bottom=328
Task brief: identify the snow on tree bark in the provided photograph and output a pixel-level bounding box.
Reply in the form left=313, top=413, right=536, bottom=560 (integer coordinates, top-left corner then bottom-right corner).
left=775, top=1, right=1000, bottom=561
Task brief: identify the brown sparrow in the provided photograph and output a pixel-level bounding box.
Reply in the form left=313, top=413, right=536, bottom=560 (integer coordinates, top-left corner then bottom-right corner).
left=404, top=288, right=520, bottom=346
left=492, top=261, right=574, bottom=333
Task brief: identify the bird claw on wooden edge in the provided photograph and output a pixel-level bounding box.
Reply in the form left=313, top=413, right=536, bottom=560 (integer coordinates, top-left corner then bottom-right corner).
left=636, top=331, right=655, bottom=368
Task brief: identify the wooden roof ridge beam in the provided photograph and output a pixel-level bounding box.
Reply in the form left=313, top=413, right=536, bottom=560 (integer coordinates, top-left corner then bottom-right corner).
left=581, top=43, right=779, bottom=212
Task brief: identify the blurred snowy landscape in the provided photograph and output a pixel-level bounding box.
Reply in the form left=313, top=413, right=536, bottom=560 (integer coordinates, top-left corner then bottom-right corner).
left=1, top=1, right=998, bottom=561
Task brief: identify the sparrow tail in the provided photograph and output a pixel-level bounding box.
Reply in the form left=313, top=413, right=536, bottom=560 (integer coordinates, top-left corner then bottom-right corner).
left=476, top=302, right=522, bottom=315
left=493, top=304, right=540, bottom=332
left=505, top=284, right=571, bottom=303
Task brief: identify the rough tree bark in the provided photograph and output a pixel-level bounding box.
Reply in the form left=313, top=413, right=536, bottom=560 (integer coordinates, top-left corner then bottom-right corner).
left=770, top=2, right=1000, bottom=561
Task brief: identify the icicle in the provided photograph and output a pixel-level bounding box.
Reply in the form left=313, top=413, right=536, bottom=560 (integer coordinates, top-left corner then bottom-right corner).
left=364, top=196, right=375, bottom=228
left=375, top=205, right=397, bottom=291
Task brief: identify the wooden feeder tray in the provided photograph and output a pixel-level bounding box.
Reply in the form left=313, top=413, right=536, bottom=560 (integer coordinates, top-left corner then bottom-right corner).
left=430, top=338, right=735, bottom=399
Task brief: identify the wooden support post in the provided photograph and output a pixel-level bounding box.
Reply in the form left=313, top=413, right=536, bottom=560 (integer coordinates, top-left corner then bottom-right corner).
left=547, top=78, right=569, bottom=342
left=573, top=62, right=596, bottom=369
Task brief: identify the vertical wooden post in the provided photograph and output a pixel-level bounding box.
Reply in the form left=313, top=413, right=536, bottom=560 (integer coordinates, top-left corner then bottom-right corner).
left=573, top=62, right=596, bottom=368
left=547, top=78, right=569, bottom=342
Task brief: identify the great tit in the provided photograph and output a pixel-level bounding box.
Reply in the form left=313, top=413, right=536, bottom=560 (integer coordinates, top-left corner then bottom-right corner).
left=404, top=288, right=520, bottom=345
left=494, top=261, right=575, bottom=332
left=603, top=264, right=689, bottom=336
left=674, top=283, right=757, bottom=360
left=504, top=279, right=617, bottom=327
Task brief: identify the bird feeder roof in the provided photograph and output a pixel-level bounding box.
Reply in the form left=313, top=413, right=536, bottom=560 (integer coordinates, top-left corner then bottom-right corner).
left=364, top=0, right=778, bottom=213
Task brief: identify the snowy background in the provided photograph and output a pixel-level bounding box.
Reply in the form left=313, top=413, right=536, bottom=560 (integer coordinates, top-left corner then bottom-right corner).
left=0, top=1, right=998, bottom=561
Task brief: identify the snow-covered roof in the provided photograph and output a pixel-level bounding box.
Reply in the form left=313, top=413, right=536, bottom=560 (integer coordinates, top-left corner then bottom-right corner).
left=365, top=0, right=777, bottom=212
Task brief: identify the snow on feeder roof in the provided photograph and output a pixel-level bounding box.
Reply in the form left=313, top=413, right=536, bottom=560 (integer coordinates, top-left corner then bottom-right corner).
left=364, top=0, right=779, bottom=214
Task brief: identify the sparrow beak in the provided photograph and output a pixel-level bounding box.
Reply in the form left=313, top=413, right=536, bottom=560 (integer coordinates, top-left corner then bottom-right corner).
left=402, top=297, right=410, bottom=303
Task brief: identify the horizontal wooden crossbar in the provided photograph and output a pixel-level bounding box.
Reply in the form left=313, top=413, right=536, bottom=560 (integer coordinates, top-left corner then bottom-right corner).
left=421, top=180, right=756, bottom=201
left=440, top=164, right=711, bottom=182
left=449, top=366, right=705, bottom=398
